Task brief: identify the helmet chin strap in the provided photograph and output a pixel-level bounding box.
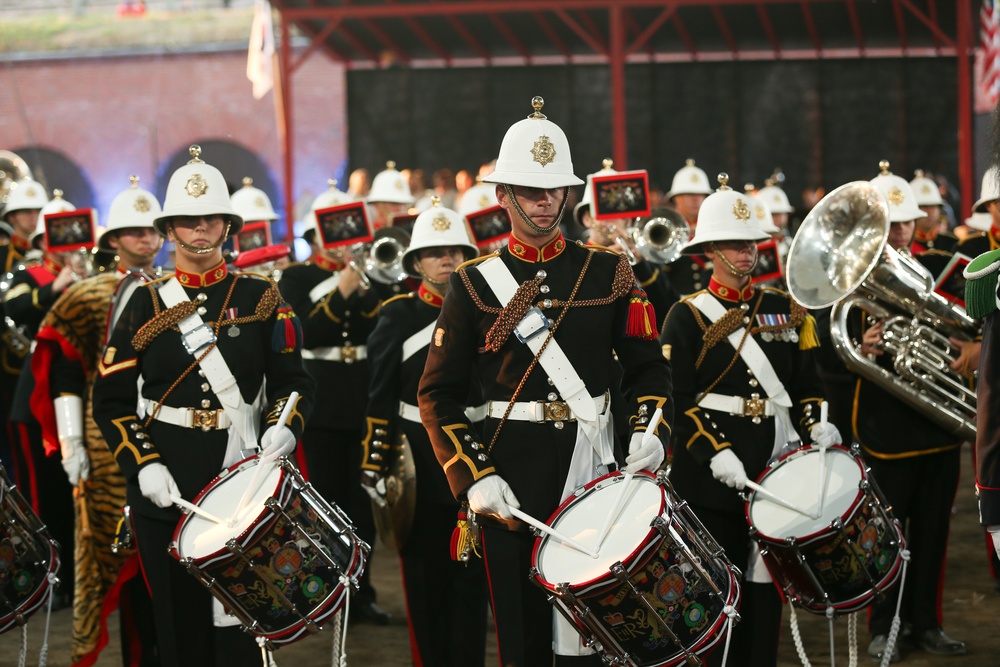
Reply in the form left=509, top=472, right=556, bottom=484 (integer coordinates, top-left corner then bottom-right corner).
left=413, top=259, right=449, bottom=289
left=709, top=242, right=758, bottom=278
left=172, top=222, right=230, bottom=255
left=503, top=184, right=569, bottom=235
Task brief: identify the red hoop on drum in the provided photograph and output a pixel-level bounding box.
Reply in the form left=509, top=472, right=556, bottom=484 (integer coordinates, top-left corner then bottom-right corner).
left=530, top=470, right=741, bottom=666
left=169, top=456, right=369, bottom=649
left=746, top=444, right=904, bottom=614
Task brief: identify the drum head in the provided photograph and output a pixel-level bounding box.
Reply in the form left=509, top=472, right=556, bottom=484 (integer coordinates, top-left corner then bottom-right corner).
left=176, top=460, right=283, bottom=560
left=536, top=474, right=663, bottom=588
left=749, top=446, right=862, bottom=540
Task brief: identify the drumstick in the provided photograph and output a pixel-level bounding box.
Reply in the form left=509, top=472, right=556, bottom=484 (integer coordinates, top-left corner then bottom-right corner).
left=509, top=507, right=599, bottom=559
left=817, top=400, right=830, bottom=518
left=171, top=495, right=225, bottom=525
left=594, top=472, right=633, bottom=553
left=744, top=480, right=816, bottom=519
left=231, top=391, right=300, bottom=524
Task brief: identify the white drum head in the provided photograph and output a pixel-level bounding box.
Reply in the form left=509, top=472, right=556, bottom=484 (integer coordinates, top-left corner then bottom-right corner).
left=176, top=461, right=283, bottom=560
left=749, top=447, right=862, bottom=540
left=536, top=475, right=662, bottom=586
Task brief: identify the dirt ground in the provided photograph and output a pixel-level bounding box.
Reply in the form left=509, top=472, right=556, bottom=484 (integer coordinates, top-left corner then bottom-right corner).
left=3, top=443, right=998, bottom=666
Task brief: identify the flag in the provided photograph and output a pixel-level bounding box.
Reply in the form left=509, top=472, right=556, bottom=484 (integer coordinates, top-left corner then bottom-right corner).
left=247, top=0, right=275, bottom=100
left=979, top=0, right=1000, bottom=112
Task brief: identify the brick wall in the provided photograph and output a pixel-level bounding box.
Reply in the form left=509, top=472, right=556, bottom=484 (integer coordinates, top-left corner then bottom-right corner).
left=0, top=47, right=347, bottom=238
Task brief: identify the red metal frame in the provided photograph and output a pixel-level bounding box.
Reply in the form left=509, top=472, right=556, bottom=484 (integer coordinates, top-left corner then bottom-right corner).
left=271, top=0, right=977, bottom=238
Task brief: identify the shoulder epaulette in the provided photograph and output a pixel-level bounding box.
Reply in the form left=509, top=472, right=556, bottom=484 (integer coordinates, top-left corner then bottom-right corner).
left=456, top=252, right=498, bottom=271
left=582, top=242, right=620, bottom=255
left=920, top=248, right=953, bottom=258
left=381, top=293, right=415, bottom=308
left=679, top=288, right=709, bottom=303
left=235, top=270, right=275, bottom=284
left=759, top=285, right=790, bottom=297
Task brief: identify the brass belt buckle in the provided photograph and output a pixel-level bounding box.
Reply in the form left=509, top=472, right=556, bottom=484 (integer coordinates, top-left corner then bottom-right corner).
left=742, top=393, right=766, bottom=424
left=341, top=344, right=357, bottom=363
left=543, top=400, right=571, bottom=422
left=192, top=408, right=220, bottom=431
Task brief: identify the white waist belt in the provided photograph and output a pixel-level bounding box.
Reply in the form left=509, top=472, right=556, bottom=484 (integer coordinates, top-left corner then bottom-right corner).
left=399, top=401, right=488, bottom=424
left=698, top=393, right=775, bottom=418
left=301, top=345, right=367, bottom=363
left=142, top=400, right=232, bottom=431
left=487, top=393, right=608, bottom=423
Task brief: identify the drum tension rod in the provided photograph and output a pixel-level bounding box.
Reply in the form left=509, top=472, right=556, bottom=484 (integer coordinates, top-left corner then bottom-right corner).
left=263, top=497, right=352, bottom=590
left=226, top=537, right=320, bottom=634
left=179, top=556, right=260, bottom=632
left=546, top=584, right=628, bottom=666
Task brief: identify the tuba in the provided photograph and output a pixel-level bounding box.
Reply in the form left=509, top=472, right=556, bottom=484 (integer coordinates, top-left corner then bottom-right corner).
left=785, top=181, right=977, bottom=442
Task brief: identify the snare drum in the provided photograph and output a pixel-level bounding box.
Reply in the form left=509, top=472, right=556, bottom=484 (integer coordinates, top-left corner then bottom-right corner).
left=170, top=457, right=369, bottom=648
left=0, top=464, right=60, bottom=635
left=746, top=444, right=904, bottom=614
left=531, top=471, right=741, bottom=667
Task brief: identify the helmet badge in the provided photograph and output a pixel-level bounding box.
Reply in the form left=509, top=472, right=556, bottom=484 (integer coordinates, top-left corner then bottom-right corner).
left=133, top=195, right=151, bottom=213
left=733, top=199, right=751, bottom=222
left=531, top=135, right=556, bottom=167
left=888, top=187, right=904, bottom=206
left=185, top=174, right=209, bottom=199
left=432, top=215, right=451, bottom=231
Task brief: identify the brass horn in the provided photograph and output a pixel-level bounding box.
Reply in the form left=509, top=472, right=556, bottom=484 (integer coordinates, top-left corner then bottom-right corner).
left=785, top=181, right=977, bottom=441
left=0, top=150, right=33, bottom=206
left=629, top=206, right=691, bottom=265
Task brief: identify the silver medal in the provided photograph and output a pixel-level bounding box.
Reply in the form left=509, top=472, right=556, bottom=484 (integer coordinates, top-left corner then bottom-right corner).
left=790, top=330, right=799, bottom=343
left=228, top=326, right=240, bottom=338
left=761, top=331, right=773, bottom=342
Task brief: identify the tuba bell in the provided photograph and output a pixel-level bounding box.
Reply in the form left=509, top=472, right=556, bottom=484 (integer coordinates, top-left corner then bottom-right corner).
left=0, top=150, right=33, bottom=206
left=365, top=227, right=410, bottom=285
left=785, top=181, right=978, bottom=442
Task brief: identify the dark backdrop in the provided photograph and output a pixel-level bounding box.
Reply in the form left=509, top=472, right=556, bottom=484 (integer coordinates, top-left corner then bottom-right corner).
left=347, top=58, right=959, bottom=212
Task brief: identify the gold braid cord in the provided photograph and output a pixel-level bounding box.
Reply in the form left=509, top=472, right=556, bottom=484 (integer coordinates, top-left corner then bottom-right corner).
left=463, top=250, right=634, bottom=352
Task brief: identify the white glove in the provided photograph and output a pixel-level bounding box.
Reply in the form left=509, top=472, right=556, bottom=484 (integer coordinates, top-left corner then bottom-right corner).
left=709, top=449, right=748, bottom=490
left=990, top=526, right=1000, bottom=560
left=137, top=463, right=181, bottom=509
left=361, top=470, right=387, bottom=507
left=467, top=475, right=520, bottom=521
left=624, top=430, right=665, bottom=473
left=54, top=395, right=89, bottom=485
left=260, top=424, right=297, bottom=460
left=810, top=422, right=842, bottom=449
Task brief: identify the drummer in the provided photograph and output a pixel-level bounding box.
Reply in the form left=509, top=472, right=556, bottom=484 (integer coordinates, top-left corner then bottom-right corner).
left=660, top=173, right=835, bottom=667
left=417, top=97, right=672, bottom=666
left=92, top=146, right=315, bottom=667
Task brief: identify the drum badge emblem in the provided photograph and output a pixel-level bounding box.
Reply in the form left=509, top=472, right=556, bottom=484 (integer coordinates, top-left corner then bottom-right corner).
left=272, top=542, right=304, bottom=577
left=655, top=571, right=686, bottom=604
left=531, top=135, right=556, bottom=166
left=859, top=523, right=878, bottom=551
left=185, top=173, right=209, bottom=198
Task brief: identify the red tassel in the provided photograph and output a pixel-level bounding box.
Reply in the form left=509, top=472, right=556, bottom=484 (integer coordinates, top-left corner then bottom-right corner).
left=625, top=286, right=657, bottom=340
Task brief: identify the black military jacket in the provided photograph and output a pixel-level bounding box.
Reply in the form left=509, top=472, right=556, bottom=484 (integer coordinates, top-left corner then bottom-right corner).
left=0, top=239, right=30, bottom=379
left=5, top=256, right=63, bottom=338
left=92, top=263, right=315, bottom=520
left=662, top=278, right=825, bottom=515
left=661, top=254, right=711, bottom=300
left=418, top=233, right=673, bottom=525
left=278, top=255, right=380, bottom=428
left=362, top=285, right=476, bottom=506
left=911, top=229, right=958, bottom=255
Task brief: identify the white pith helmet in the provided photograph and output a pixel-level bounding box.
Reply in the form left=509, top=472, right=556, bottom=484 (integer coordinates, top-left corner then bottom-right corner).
left=573, top=158, right=617, bottom=226
left=482, top=96, right=583, bottom=189
left=666, top=159, right=713, bottom=200
left=231, top=176, right=278, bottom=222
left=303, top=179, right=355, bottom=240
left=100, top=176, right=161, bottom=251
left=974, top=166, right=1000, bottom=213
left=401, top=196, right=478, bottom=278
left=966, top=211, right=993, bottom=231
left=682, top=174, right=770, bottom=255
left=869, top=160, right=925, bottom=223
left=744, top=184, right=780, bottom=234
left=458, top=180, right=499, bottom=217
left=909, top=170, right=944, bottom=207
left=2, top=177, right=49, bottom=220
left=757, top=181, right=794, bottom=214
left=154, top=145, right=243, bottom=236
left=368, top=161, right=414, bottom=205
left=32, top=189, right=76, bottom=247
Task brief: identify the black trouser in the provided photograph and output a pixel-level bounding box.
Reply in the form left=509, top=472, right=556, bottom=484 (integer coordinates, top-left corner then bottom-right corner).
left=865, top=447, right=961, bottom=635
left=300, top=426, right=379, bottom=605
left=132, top=513, right=260, bottom=667
left=480, top=524, right=604, bottom=667
left=400, top=501, right=488, bottom=666
left=692, top=506, right=783, bottom=667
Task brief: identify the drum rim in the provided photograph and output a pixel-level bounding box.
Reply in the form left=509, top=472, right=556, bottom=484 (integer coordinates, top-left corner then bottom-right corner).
left=745, top=444, right=865, bottom=544
left=169, top=455, right=288, bottom=562
left=531, top=470, right=663, bottom=594
left=0, top=540, right=59, bottom=631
